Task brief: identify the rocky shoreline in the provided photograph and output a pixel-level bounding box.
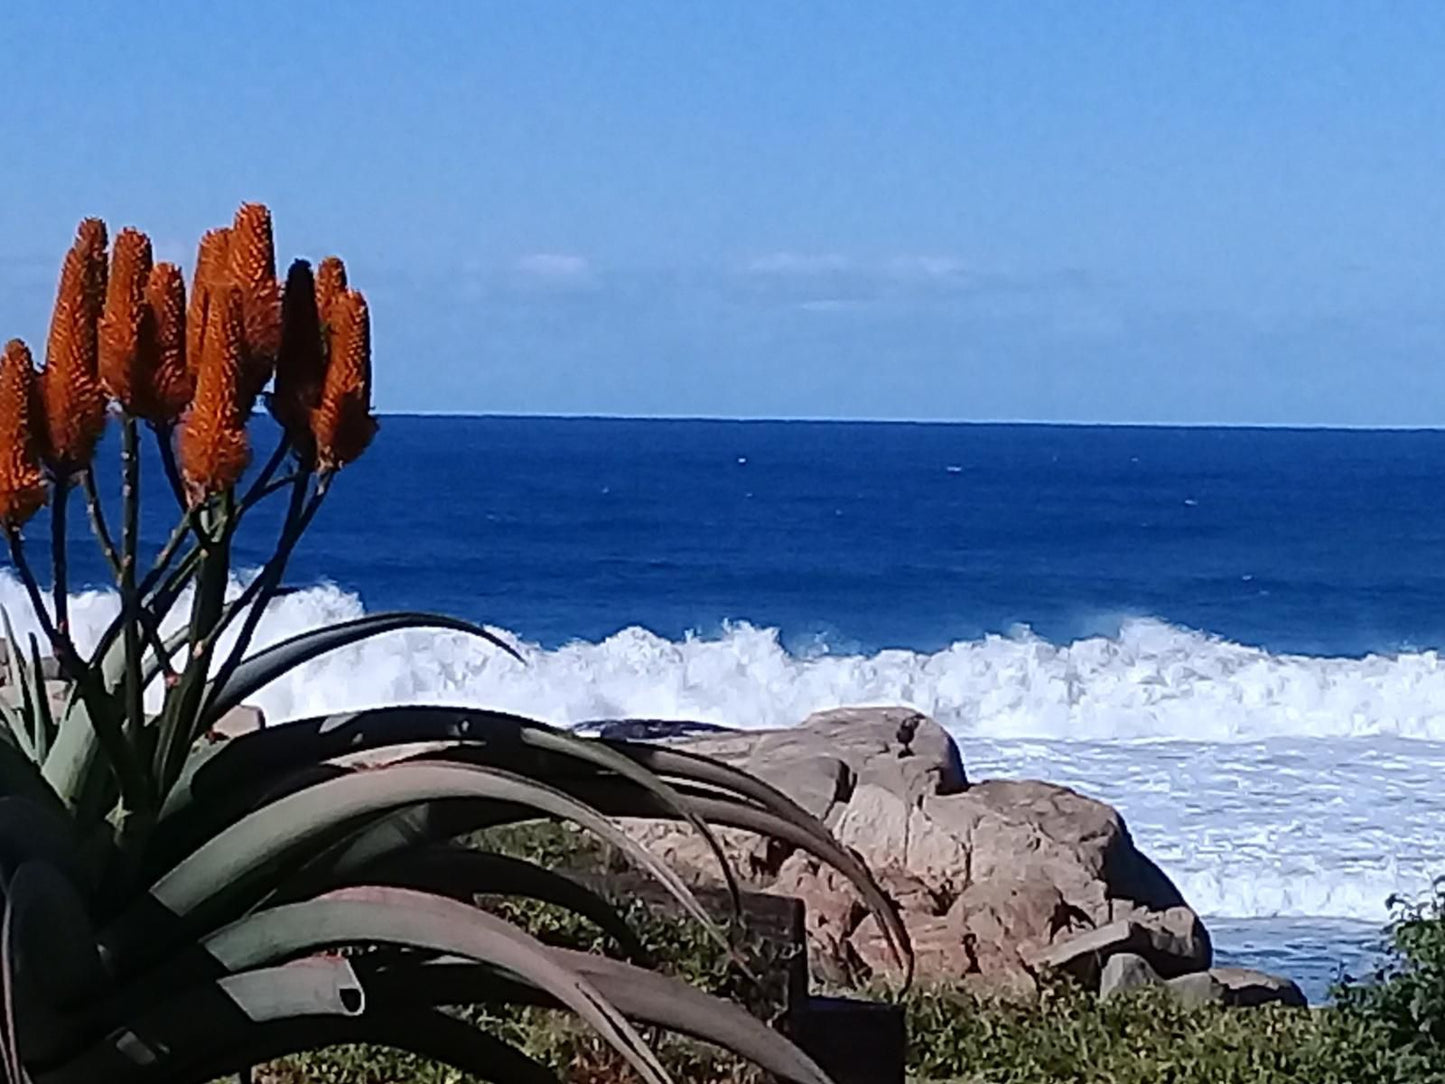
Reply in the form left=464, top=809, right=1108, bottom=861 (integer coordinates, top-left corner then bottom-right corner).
left=604, top=706, right=1306, bottom=1008
left=0, top=646, right=1306, bottom=1008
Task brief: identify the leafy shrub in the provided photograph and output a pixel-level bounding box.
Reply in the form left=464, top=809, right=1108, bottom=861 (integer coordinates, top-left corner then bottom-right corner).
left=1332, top=880, right=1445, bottom=1073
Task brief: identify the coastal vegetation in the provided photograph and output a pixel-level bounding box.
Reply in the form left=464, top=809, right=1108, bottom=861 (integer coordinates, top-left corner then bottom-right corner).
left=0, top=206, right=908, bottom=1083
left=277, top=834, right=1445, bottom=1082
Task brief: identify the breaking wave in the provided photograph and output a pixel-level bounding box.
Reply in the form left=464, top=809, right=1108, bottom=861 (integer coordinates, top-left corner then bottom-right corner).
left=4, top=572, right=1443, bottom=922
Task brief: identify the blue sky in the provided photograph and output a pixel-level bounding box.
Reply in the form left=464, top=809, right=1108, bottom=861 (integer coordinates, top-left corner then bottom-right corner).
left=2, top=3, right=1444, bottom=425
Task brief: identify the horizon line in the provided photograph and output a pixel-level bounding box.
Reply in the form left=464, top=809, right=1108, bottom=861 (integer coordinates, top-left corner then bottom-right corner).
left=374, top=410, right=1445, bottom=433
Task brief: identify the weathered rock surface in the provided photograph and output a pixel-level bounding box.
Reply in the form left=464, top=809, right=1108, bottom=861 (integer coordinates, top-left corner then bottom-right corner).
left=619, top=705, right=1229, bottom=1000
left=1205, top=966, right=1308, bottom=1008
left=1099, top=951, right=1163, bottom=997
left=1101, top=955, right=1306, bottom=1009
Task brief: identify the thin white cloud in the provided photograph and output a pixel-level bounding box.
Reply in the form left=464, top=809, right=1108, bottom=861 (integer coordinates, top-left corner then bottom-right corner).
left=746, top=252, right=850, bottom=275
left=516, top=252, right=591, bottom=278
left=886, top=255, right=972, bottom=279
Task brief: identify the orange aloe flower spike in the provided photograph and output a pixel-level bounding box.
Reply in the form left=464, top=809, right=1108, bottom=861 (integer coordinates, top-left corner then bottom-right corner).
left=271, top=259, right=325, bottom=457
left=311, top=288, right=377, bottom=472
left=76, top=217, right=109, bottom=322
left=98, top=227, right=154, bottom=413
left=139, top=262, right=192, bottom=424
left=40, top=221, right=109, bottom=472
left=0, top=341, right=49, bottom=528
left=177, top=285, right=250, bottom=500
left=314, top=255, right=348, bottom=328
left=227, top=202, right=282, bottom=403
left=186, top=227, right=231, bottom=379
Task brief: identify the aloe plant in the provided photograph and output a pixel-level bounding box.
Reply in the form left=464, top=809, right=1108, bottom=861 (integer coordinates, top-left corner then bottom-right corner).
left=0, top=206, right=912, bottom=1083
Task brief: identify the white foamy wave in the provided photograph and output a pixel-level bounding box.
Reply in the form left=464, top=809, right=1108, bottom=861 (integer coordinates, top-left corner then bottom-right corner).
left=4, top=573, right=1444, bottom=921
left=963, top=738, right=1445, bottom=923
left=11, top=571, right=1445, bottom=739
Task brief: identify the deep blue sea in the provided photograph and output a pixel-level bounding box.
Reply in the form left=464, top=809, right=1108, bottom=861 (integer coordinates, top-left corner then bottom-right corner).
left=11, top=415, right=1445, bottom=1001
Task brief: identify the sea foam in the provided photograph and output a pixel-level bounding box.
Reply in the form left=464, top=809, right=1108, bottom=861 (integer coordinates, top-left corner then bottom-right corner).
left=3, top=571, right=1443, bottom=921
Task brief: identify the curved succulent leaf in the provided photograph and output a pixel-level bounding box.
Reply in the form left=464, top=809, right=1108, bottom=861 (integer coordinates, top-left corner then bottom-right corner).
left=154, top=708, right=740, bottom=908
left=201, top=887, right=673, bottom=1084
left=0, top=703, right=29, bottom=760
left=0, top=610, right=27, bottom=698
left=39, top=696, right=118, bottom=825
left=0, top=808, right=94, bottom=903
left=611, top=741, right=915, bottom=983
left=302, top=844, right=651, bottom=963
left=366, top=950, right=834, bottom=1084
left=200, top=613, right=522, bottom=728
left=38, top=953, right=558, bottom=1084
left=0, top=749, right=66, bottom=819
left=24, top=638, right=53, bottom=765
left=161, top=705, right=543, bottom=821
left=111, top=761, right=726, bottom=970
left=0, top=613, right=35, bottom=763
left=163, top=707, right=733, bottom=915
left=56, top=956, right=363, bottom=1084
left=517, top=724, right=743, bottom=917
left=566, top=775, right=913, bottom=984
left=49, top=1005, right=560, bottom=1084
left=367, top=743, right=913, bottom=984
left=157, top=704, right=908, bottom=979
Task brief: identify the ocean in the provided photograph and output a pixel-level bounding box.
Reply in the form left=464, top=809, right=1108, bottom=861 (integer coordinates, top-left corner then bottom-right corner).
left=9, top=415, right=1445, bottom=1001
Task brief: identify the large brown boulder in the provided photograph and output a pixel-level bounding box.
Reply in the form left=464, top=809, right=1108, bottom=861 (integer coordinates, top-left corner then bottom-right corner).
left=620, top=706, right=1213, bottom=999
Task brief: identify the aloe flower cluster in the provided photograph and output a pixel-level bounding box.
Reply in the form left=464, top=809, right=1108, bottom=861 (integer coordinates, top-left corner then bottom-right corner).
left=0, top=206, right=909, bottom=1083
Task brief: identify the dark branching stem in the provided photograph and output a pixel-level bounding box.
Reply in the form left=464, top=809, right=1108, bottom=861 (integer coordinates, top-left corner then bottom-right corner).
left=202, top=471, right=332, bottom=721
left=85, top=443, right=301, bottom=712
left=81, top=467, right=121, bottom=576
left=4, top=525, right=154, bottom=816
left=120, top=418, right=144, bottom=742
left=153, top=423, right=187, bottom=511
left=141, top=518, right=198, bottom=601
left=49, top=476, right=70, bottom=637
left=239, top=432, right=292, bottom=510
left=154, top=494, right=233, bottom=792
left=5, top=526, right=86, bottom=684
left=136, top=604, right=177, bottom=684
left=239, top=471, right=306, bottom=512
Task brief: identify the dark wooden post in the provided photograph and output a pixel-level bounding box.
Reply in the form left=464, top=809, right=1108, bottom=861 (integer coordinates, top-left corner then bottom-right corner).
left=790, top=995, right=906, bottom=1084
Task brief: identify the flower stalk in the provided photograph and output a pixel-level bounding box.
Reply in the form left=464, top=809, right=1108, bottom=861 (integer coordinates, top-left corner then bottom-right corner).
left=0, top=202, right=378, bottom=831
left=80, top=466, right=120, bottom=575
left=120, top=417, right=143, bottom=742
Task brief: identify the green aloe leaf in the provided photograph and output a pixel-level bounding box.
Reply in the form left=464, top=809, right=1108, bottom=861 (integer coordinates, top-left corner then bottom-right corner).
left=161, top=708, right=730, bottom=912
left=45, top=955, right=557, bottom=1084
left=518, top=724, right=744, bottom=917
left=371, top=950, right=835, bottom=1084
left=556, top=947, right=833, bottom=1083
left=0, top=611, right=35, bottom=761
left=62, top=1001, right=560, bottom=1084
left=0, top=700, right=26, bottom=757
left=200, top=612, right=521, bottom=728
left=26, top=636, right=54, bottom=764
left=616, top=742, right=916, bottom=984
left=313, top=844, right=650, bottom=964
left=115, top=761, right=728, bottom=972
left=39, top=695, right=118, bottom=824
left=200, top=887, right=673, bottom=1084
left=0, top=800, right=95, bottom=894
left=572, top=774, right=914, bottom=984
left=0, top=609, right=26, bottom=697
left=0, top=745, right=66, bottom=816
left=148, top=703, right=908, bottom=980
